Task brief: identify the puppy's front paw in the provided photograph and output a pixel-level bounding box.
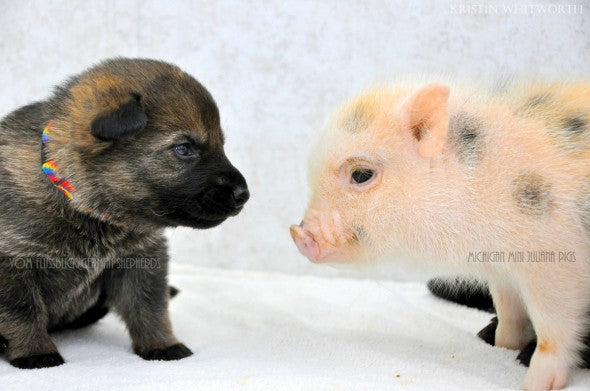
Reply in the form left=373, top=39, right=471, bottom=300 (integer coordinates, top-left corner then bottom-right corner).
left=136, top=343, right=193, bottom=361
left=477, top=316, right=498, bottom=346
left=10, top=353, right=65, bottom=369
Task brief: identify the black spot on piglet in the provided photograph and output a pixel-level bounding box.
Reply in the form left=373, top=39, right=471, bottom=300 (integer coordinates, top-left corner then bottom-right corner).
left=512, top=173, right=554, bottom=216
left=563, top=114, right=586, bottom=134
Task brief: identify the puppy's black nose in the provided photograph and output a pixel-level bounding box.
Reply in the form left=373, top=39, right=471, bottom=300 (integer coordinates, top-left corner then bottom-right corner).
left=232, top=185, right=249, bottom=207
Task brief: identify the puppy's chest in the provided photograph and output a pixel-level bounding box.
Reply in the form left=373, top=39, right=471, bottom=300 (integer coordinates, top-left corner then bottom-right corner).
left=40, top=229, right=161, bottom=316
left=41, top=266, right=105, bottom=327
left=37, top=259, right=105, bottom=300
left=54, top=221, right=151, bottom=260
left=40, top=236, right=148, bottom=300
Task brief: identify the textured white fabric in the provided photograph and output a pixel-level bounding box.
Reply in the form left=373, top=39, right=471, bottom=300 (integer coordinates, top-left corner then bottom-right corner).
left=1, top=264, right=589, bottom=390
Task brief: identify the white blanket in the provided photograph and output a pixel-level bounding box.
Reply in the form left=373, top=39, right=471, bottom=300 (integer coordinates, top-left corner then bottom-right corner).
left=2, top=264, right=589, bottom=390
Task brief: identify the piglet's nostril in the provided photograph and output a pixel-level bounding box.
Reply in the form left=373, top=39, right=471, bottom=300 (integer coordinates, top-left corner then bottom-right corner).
left=232, top=185, right=250, bottom=207
left=290, top=224, right=321, bottom=262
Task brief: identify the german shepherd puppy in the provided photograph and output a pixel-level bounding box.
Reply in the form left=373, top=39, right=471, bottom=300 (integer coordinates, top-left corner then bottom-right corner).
left=0, top=58, right=249, bottom=368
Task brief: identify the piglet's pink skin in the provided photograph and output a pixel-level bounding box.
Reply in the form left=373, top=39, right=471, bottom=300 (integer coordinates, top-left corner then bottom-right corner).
left=290, top=224, right=321, bottom=262
left=291, top=80, right=590, bottom=390
left=290, top=209, right=357, bottom=263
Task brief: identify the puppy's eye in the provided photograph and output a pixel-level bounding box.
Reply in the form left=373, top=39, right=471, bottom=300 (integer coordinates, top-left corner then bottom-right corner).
left=174, top=143, right=198, bottom=158
left=351, top=169, right=374, bottom=184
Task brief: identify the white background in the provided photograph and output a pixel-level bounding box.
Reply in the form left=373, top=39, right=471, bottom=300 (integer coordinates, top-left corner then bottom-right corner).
left=1, top=0, right=588, bottom=277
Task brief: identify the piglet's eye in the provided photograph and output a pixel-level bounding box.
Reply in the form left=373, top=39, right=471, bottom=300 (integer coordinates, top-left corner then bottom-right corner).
left=351, top=169, right=374, bottom=184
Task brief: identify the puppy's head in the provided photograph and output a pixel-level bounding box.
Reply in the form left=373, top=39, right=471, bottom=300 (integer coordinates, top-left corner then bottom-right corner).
left=48, top=58, right=249, bottom=229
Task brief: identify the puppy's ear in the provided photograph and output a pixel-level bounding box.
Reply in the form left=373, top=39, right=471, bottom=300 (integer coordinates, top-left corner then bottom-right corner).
left=91, top=94, right=147, bottom=140
left=400, top=84, right=450, bottom=158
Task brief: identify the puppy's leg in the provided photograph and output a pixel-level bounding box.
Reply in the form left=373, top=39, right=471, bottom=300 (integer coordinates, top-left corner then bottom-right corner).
left=489, top=282, right=534, bottom=350
left=104, top=254, right=192, bottom=361
left=0, top=266, right=63, bottom=368
left=3, top=323, right=64, bottom=369
left=521, top=273, right=589, bottom=390
left=49, top=285, right=179, bottom=334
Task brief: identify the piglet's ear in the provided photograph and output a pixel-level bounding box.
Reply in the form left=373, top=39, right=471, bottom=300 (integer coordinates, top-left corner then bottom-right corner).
left=91, top=93, right=147, bottom=140
left=400, top=84, right=450, bottom=158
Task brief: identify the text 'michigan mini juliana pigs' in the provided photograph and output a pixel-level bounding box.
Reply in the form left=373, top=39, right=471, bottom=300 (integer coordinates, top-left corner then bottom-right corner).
left=0, top=58, right=249, bottom=368
left=290, top=80, right=590, bottom=390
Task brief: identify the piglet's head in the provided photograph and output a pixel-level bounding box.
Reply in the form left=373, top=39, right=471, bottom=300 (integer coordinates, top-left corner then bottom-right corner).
left=291, top=84, right=450, bottom=264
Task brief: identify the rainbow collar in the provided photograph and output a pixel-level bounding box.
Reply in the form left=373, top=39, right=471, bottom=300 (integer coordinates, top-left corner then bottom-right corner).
left=41, top=124, right=76, bottom=200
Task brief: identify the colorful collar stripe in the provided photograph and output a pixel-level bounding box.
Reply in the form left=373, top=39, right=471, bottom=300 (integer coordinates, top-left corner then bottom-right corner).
left=41, top=124, right=76, bottom=200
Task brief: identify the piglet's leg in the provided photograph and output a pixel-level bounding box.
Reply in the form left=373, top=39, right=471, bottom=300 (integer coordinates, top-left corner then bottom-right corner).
left=489, top=282, right=534, bottom=350
left=521, top=275, right=589, bottom=390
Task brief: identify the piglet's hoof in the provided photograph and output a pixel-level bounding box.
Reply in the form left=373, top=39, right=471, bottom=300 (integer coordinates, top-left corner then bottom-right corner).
left=136, top=343, right=193, bottom=361
left=10, top=353, right=65, bottom=369
left=477, top=316, right=498, bottom=346
left=477, top=317, right=537, bottom=368
left=516, top=339, right=537, bottom=367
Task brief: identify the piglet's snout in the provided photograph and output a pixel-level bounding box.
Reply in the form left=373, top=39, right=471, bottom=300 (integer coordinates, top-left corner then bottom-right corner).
left=290, top=224, right=322, bottom=263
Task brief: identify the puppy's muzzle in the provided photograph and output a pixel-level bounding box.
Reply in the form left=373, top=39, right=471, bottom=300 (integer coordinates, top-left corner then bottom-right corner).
left=201, top=168, right=250, bottom=217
